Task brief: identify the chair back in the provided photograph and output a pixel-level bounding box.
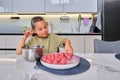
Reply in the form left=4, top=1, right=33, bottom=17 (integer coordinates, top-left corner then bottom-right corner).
left=94, top=39, right=120, bottom=53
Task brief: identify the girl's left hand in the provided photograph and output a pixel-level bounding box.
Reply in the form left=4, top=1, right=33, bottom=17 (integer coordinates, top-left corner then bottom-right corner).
left=64, top=46, right=73, bottom=54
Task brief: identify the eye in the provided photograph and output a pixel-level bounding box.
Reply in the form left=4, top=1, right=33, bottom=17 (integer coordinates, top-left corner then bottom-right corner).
left=44, top=26, right=47, bottom=29
left=38, top=28, right=42, bottom=31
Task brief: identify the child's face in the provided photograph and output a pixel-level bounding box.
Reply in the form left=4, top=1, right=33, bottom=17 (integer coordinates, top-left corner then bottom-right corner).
left=33, top=20, right=49, bottom=37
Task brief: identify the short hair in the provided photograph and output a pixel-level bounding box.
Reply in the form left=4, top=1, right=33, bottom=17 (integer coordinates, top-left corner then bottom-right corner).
left=31, top=16, right=44, bottom=29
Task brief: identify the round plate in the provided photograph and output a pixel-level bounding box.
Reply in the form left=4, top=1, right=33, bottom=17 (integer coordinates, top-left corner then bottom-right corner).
left=40, top=54, right=80, bottom=69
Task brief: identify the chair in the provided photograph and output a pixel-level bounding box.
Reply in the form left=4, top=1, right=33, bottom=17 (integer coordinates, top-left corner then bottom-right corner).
left=94, top=39, right=120, bottom=53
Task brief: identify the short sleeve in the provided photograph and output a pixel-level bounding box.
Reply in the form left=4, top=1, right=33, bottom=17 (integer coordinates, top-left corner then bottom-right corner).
left=50, top=34, right=66, bottom=48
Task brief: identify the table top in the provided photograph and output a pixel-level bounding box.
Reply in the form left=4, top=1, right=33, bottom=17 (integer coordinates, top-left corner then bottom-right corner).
left=93, top=53, right=120, bottom=80
left=0, top=53, right=120, bottom=80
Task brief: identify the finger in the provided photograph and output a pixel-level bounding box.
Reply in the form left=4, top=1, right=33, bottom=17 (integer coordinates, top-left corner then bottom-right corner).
left=31, top=30, right=35, bottom=35
left=67, top=50, right=73, bottom=54
left=64, top=49, right=67, bottom=53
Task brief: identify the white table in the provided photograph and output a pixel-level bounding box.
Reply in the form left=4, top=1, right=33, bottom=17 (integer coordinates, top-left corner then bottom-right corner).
left=0, top=54, right=24, bottom=80
left=93, top=53, right=120, bottom=80
left=16, top=53, right=97, bottom=80
left=0, top=53, right=120, bottom=80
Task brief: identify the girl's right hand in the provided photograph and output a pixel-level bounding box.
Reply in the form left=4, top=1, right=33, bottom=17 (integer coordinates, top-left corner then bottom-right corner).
left=23, top=28, right=32, bottom=39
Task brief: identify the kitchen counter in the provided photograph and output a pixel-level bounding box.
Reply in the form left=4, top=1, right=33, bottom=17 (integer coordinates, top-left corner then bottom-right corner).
left=0, top=53, right=120, bottom=80
left=0, top=32, right=101, bottom=53
left=0, top=33, right=102, bottom=35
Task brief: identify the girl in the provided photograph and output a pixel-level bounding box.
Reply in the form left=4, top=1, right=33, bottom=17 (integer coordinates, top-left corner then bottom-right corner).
left=16, top=16, right=73, bottom=55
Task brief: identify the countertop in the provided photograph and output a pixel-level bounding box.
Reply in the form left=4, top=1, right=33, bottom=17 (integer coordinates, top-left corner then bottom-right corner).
left=0, top=33, right=102, bottom=35
left=0, top=53, right=120, bottom=80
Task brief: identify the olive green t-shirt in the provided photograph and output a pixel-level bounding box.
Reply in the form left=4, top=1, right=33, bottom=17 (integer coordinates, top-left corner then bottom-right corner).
left=25, top=33, right=66, bottom=54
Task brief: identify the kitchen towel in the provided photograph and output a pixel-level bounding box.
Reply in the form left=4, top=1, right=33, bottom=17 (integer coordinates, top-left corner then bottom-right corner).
left=83, top=18, right=90, bottom=26
left=95, top=11, right=102, bottom=30
left=36, top=57, right=90, bottom=75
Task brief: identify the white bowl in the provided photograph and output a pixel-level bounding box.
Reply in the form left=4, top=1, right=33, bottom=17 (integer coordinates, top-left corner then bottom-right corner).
left=40, top=55, right=80, bottom=69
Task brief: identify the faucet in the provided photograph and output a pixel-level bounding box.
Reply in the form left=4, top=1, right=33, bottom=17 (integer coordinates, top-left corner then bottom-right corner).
left=78, top=15, right=81, bottom=32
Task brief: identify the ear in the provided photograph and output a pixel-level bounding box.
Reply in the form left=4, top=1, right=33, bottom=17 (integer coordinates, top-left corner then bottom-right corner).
left=31, top=29, right=37, bottom=36
left=31, top=29, right=36, bottom=34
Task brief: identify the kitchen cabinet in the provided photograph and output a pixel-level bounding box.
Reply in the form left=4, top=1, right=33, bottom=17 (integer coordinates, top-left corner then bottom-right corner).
left=0, top=0, right=97, bottom=13
left=67, top=35, right=101, bottom=53
left=46, top=0, right=97, bottom=12
left=84, top=35, right=101, bottom=53
left=0, top=35, right=6, bottom=55
left=0, top=35, right=22, bottom=55
left=6, top=50, right=16, bottom=55
left=0, top=51, right=6, bottom=55
left=0, top=0, right=12, bottom=12
left=97, top=0, right=103, bottom=11
left=45, top=0, right=64, bottom=12
left=0, top=50, right=16, bottom=55
left=6, top=35, right=22, bottom=48
left=64, top=0, right=97, bottom=12
left=0, top=35, right=6, bottom=48
left=0, top=34, right=101, bottom=55
left=67, top=35, right=85, bottom=53
left=12, top=0, right=45, bottom=12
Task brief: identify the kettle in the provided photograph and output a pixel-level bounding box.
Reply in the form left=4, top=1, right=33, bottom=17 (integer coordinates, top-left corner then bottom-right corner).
left=22, top=45, right=44, bottom=62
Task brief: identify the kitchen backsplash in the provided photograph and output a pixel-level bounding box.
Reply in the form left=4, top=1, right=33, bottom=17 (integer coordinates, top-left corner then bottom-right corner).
left=0, top=14, right=98, bottom=33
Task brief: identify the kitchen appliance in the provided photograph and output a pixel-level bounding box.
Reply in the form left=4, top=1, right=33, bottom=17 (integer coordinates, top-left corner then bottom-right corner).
left=103, top=0, right=120, bottom=41
left=22, top=45, right=44, bottom=62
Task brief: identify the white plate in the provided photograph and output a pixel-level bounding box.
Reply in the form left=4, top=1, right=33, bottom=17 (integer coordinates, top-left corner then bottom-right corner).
left=40, top=55, right=80, bottom=69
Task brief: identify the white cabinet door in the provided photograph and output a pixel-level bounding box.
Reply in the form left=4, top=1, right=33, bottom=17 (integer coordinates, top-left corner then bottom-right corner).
left=6, top=50, right=16, bottom=55
left=0, top=51, right=6, bottom=55
left=0, top=0, right=12, bottom=12
left=45, top=0, right=64, bottom=12
left=64, top=0, right=97, bottom=12
left=67, top=36, right=85, bottom=53
left=84, top=35, right=101, bottom=53
left=0, top=35, right=6, bottom=48
left=6, top=35, right=23, bottom=48
left=13, top=0, right=45, bottom=12
left=98, top=0, right=103, bottom=11
left=0, top=36, right=6, bottom=55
